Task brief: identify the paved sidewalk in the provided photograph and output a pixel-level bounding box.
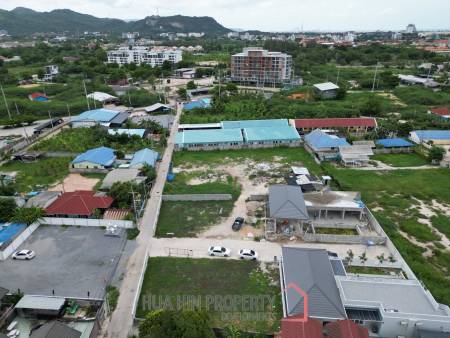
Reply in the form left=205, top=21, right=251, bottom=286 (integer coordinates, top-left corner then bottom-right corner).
left=104, top=101, right=181, bottom=338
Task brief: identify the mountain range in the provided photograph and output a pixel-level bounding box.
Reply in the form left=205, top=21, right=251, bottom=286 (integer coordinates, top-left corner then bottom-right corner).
left=0, top=7, right=231, bottom=36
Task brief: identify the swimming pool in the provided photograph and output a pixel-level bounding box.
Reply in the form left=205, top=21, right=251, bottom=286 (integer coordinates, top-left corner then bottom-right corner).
left=0, top=223, right=26, bottom=244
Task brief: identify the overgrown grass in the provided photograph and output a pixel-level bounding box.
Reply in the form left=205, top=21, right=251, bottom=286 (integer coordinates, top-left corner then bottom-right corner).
left=137, top=257, right=282, bottom=332
left=431, top=214, right=450, bottom=239
left=106, top=285, right=120, bottom=311
left=156, top=200, right=234, bottom=237
left=399, top=218, right=441, bottom=242
left=346, top=265, right=404, bottom=276
left=372, top=153, right=429, bottom=167
left=314, top=227, right=358, bottom=235
left=1, top=157, right=70, bottom=192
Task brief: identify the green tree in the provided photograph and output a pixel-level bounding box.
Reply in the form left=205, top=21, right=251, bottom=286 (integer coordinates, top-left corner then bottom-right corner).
left=428, top=146, right=445, bottom=163
left=139, top=309, right=214, bottom=338
left=0, top=198, right=16, bottom=221
left=186, top=80, right=197, bottom=90
left=109, top=181, right=141, bottom=209
left=37, top=68, right=45, bottom=80
left=140, top=164, right=156, bottom=182
left=11, top=207, right=44, bottom=225
left=177, top=87, right=187, bottom=100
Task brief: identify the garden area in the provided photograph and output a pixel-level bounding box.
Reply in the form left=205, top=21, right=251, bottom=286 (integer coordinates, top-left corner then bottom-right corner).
left=371, top=152, right=429, bottom=167
left=137, top=257, right=282, bottom=333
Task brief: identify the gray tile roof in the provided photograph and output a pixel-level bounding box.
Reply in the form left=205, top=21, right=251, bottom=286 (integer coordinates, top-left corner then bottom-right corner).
left=101, top=168, right=144, bottom=189
left=282, top=247, right=347, bottom=320
left=268, top=185, right=309, bottom=220
left=30, top=321, right=81, bottom=338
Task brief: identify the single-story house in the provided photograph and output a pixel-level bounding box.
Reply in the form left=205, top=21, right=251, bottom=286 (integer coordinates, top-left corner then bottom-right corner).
left=28, top=92, right=49, bottom=102
left=45, top=190, right=114, bottom=218
left=129, top=148, right=159, bottom=168
left=86, top=91, right=119, bottom=104
left=175, top=129, right=244, bottom=150
left=409, top=130, right=450, bottom=145
left=281, top=247, right=347, bottom=321
left=144, top=103, right=172, bottom=114
left=30, top=321, right=81, bottom=338
left=108, top=129, right=146, bottom=138
left=376, top=138, right=414, bottom=149
left=71, top=147, right=116, bottom=170
left=108, top=111, right=130, bottom=128
left=71, top=108, right=121, bottom=128
left=429, top=107, right=450, bottom=119
left=304, top=129, right=350, bottom=160
left=338, top=145, right=373, bottom=167
left=25, top=191, right=61, bottom=209
left=242, top=126, right=301, bottom=147
left=183, top=98, right=211, bottom=110
left=101, top=168, right=145, bottom=189
left=313, top=82, right=339, bottom=99
left=291, top=118, right=377, bottom=135
left=399, top=74, right=439, bottom=88
left=175, top=68, right=196, bottom=79
left=15, top=295, right=66, bottom=318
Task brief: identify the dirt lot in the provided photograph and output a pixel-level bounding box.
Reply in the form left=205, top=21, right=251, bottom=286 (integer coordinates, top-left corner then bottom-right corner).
left=48, top=173, right=100, bottom=192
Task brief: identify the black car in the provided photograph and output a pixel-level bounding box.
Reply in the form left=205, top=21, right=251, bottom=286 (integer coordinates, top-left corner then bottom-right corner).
left=232, top=217, right=245, bottom=231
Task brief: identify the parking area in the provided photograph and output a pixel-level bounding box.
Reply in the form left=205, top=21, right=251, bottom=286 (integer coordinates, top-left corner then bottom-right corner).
left=0, top=225, right=126, bottom=299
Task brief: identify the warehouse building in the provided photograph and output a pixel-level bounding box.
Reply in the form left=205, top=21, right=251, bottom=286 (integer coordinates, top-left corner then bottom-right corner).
left=291, top=117, right=377, bottom=136
left=243, top=126, right=301, bottom=147
left=175, top=129, right=244, bottom=150
left=410, top=130, right=450, bottom=145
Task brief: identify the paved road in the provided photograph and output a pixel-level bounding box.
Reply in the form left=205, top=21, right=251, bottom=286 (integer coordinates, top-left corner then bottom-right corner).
left=104, top=101, right=181, bottom=338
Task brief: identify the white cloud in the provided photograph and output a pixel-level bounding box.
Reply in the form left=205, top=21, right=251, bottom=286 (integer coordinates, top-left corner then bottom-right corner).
left=1, top=0, right=450, bottom=31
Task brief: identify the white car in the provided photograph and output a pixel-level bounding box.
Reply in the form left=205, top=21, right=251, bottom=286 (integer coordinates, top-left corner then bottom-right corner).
left=12, top=250, right=35, bottom=260
left=239, top=249, right=258, bottom=260
left=208, top=246, right=231, bottom=257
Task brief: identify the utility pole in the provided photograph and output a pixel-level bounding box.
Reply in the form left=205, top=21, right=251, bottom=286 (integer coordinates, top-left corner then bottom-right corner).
left=83, top=80, right=91, bottom=110
left=372, top=62, right=379, bottom=92
left=336, top=68, right=340, bottom=84
left=0, top=84, right=12, bottom=120
left=66, top=104, right=71, bottom=120
left=130, top=185, right=139, bottom=225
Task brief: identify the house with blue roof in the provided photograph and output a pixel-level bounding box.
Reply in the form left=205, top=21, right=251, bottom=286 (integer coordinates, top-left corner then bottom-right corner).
left=243, top=126, right=301, bottom=146
left=129, top=148, right=159, bottom=168
left=377, top=138, right=414, bottom=149
left=71, top=146, right=116, bottom=170
left=175, top=129, right=244, bottom=150
left=221, top=119, right=289, bottom=129
left=410, top=130, right=450, bottom=145
left=305, top=129, right=350, bottom=160
left=71, top=109, right=122, bottom=128
left=183, top=98, right=212, bottom=111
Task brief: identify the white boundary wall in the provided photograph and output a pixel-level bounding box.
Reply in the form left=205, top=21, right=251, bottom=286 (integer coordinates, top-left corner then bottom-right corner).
left=42, top=217, right=135, bottom=229
left=0, top=222, right=40, bottom=260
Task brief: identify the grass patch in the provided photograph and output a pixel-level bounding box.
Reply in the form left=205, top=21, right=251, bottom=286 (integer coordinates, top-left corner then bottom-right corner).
left=372, top=153, right=428, bottom=167
left=106, top=285, right=120, bottom=311
left=346, top=265, right=404, bottom=276
left=156, top=200, right=234, bottom=237
left=314, top=227, right=358, bottom=235
left=137, top=257, right=282, bottom=332
left=0, top=157, right=70, bottom=192
left=126, top=228, right=140, bottom=240
left=399, top=219, right=441, bottom=242
left=431, top=214, right=450, bottom=240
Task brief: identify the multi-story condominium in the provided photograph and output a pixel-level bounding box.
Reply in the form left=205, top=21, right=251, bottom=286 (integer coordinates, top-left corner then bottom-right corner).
left=230, top=47, right=292, bottom=85
left=107, top=46, right=182, bottom=67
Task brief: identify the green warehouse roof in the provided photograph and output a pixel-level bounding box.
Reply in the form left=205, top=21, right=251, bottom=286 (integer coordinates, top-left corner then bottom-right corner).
left=176, top=129, right=244, bottom=145
left=221, top=119, right=288, bottom=129
left=243, top=126, right=301, bottom=142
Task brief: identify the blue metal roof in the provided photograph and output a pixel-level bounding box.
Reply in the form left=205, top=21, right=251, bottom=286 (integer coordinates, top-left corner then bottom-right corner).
left=221, top=119, right=288, bottom=129
left=377, top=138, right=414, bottom=148
left=71, top=146, right=116, bottom=166
left=243, top=126, right=301, bottom=142
left=176, top=129, right=244, bottom=146
left=108, top=129, right=146, bottom=138
left=130, top=148, right=159, bottom=168
left=412, top=130, right=450, bottom=141
left=305, top=129, right=349, bottom=149
left=183, top=98, right=211, bottom=111
left=71, top=109, right=120, bottom=123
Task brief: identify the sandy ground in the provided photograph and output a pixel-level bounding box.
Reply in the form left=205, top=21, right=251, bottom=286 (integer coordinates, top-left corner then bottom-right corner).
left=48, top=173, right=100, bottom=192
left=377, top=92, right=407, bottom=107
left=356, top=160, right=436, bottom=171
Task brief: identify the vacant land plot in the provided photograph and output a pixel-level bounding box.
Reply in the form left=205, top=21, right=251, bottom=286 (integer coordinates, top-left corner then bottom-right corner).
left=137, top=257, right=282, bottom=332
left=0, top=225, right=126, bottom=299
left=325, top=164, right=450, bottom=304
left=156, top=201, right=234, bottom=237
left=372, top=153, right=429, bottom=167
left=0, top=157, right=70, bottom=192
left=48, top=173, right=101, bottom=192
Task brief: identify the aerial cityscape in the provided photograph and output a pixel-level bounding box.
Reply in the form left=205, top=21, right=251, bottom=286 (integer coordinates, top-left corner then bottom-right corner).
left=0, top=2, right=449, bottom=338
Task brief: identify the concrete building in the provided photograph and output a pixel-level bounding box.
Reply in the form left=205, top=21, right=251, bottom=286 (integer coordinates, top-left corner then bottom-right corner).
left=338, top=145, right=374, bottom=167
left=230, top=47, right=292, bottom=85
left=107, top=46, right=182, bottom=67
left=313, top=82, right=340, bottom=99
left=410, top=130, right=450, bottom=145
left=291, top=118, right=378, bottom=136
left=71, top=147, right=116, bottom=170
left=175, top=129, right=244, bottom=150
left=43, top=65, right=59, bottom=81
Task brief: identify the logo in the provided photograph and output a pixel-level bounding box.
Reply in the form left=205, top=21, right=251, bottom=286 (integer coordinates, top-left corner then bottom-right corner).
left=283, top=282, right=309, bottom=322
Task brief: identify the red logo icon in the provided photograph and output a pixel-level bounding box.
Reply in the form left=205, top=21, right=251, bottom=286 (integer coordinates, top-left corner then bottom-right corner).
left=283, top=282, right=309, bottom=322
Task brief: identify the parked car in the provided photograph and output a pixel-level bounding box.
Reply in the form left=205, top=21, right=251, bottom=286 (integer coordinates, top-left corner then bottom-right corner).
left=12, top=250, right=35, bottom=260
left=232, top=217, right=245, bottom=231
left=239, top=249, right=258, bottom=260
left=208, top=246, right=231, bottom=257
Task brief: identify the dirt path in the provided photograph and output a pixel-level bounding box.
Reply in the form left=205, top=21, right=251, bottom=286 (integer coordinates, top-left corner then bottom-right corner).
left=355, top=160, right=436, bottom=171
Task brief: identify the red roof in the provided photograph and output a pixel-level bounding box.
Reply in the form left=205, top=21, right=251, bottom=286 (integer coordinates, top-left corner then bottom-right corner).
left=325, top=320, right=370, bottom=338
left=430, top=107, right=450, bottom=116
left=293, top=118, right=377, bottom=129
left=281, top=315, right=324, bottom=338
left=45, top=190, right=114, bottom=216
left=29, top=92, right=48, bottom=99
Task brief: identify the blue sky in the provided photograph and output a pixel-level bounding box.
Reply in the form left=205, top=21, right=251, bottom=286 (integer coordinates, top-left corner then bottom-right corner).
left=2, top=0, right=450, bottom=31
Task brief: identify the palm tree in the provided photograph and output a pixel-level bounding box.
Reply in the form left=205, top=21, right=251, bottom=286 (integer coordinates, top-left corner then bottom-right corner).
left=346, top=249, right=354, bottom=264
left=359, top=252, right=368, bottom=265
left=388, top=254, right=397, bottom=264
left=376, top=253, right=386, bottom=265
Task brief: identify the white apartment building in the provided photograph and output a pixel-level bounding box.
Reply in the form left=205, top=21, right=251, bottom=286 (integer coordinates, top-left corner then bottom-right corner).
left=107, top=46, right=182, bottom=67
left=230, top=47, right=292, bottom=85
